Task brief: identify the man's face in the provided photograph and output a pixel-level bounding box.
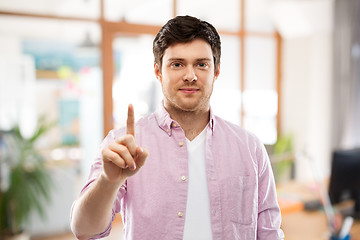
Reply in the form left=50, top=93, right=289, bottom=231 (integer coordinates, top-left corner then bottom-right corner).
left=155, top=39, right=220, bottom=113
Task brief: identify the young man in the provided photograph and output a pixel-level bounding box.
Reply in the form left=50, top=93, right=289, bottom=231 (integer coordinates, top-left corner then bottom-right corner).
left=71, top=15, right=284, bottom=240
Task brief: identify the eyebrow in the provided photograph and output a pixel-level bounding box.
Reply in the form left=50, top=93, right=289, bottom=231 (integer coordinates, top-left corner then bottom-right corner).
left=166, top=57, right=212, bottom=62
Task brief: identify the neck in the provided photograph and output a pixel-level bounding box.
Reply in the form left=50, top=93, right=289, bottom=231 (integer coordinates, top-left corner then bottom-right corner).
left=165, top=104, right=210, bottom=141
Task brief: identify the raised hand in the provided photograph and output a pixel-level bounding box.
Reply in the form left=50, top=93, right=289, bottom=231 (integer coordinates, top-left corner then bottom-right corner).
left=101, top=104, right=148, bottom=184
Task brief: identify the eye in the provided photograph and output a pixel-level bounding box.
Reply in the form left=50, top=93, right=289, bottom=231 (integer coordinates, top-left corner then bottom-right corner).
left=197, top=62, right=209, bottom=69
left=171, top=62, right=183, bottom=68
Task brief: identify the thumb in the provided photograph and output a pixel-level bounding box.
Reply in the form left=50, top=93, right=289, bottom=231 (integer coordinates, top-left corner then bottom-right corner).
left=134, top=146, right=148, bottom=169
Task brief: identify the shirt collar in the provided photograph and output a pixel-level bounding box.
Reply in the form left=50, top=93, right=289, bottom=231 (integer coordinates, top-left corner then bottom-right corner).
left=155, top=101, right=216, bottom=136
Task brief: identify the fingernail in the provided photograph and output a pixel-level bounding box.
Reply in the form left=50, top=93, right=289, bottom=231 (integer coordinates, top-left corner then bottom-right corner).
left=139, top=147, right=143, bottom=153
left=132, top=164, right=137, bottom=170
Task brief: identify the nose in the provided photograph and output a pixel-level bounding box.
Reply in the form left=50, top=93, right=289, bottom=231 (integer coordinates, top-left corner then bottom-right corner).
left=183, top=66, right=197, bottom=82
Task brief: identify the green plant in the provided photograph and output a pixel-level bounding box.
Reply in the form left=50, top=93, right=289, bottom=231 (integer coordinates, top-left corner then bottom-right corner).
left=271, top=134, right=295, bottom=183
left=0, top=117, right=54, bottom=237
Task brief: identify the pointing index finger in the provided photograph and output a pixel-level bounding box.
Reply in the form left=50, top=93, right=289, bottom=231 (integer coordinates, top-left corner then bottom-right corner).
left=126, top=104, right=135, bottom=136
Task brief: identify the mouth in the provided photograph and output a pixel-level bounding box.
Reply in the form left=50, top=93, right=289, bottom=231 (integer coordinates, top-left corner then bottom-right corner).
left=179, top=88, right=199, bottom=94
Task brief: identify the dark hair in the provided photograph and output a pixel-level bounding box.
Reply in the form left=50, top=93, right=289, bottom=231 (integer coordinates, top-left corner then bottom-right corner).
left=153, top=15, right=221, bottom=72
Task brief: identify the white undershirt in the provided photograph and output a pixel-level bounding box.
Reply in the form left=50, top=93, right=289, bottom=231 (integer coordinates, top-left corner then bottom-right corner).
left=183, top=126, right=213, bottom=240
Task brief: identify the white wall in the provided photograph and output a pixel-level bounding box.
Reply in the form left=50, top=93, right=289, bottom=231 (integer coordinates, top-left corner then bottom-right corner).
left=282, top=35, right=333, bottom=181
left=278, top=0, right=334, bottom=181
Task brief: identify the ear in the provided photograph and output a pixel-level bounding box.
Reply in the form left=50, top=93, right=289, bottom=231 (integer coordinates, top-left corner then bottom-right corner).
left=214, top=64, right=220, bottom=80
left=154, top=63, right=162, bottom=82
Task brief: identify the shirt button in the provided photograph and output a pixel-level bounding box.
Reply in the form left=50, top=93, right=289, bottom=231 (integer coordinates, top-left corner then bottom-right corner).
left=178, top=212, right=183, bottom=217
left=181, top=176, right=186, bottom=181
left=172, top=123, right=177, bottom=127
left=166, top=128, right=170, bottom=133
left=179, top=141, right=184, bottom=147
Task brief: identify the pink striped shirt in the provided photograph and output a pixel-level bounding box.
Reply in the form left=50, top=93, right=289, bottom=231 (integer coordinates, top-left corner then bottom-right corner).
left=80, top=104, right=284, bottom=240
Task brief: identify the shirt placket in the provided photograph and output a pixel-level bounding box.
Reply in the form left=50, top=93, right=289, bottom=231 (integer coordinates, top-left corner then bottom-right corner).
left=169, top=122, right=189, bottom=239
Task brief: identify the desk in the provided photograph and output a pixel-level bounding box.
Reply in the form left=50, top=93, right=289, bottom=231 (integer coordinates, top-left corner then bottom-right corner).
left=282, top=209, right=360, bottom=240
left=278, top=181, right=360, bottom=240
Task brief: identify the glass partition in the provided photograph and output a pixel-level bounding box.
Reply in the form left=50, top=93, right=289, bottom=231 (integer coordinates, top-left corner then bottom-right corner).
left=245, top=0, right=275, bottom=32
left=0, top=16, right=103, bottom=180
left=105, top=0, right=173, bottom=25
left=0, top=15, right=103, bottom=234
left=112, top=34, right=162, bottom=129
left=0, top=0, right=100, bottom=19
left=244, top=36, right=277, bottom=144
left=177, top=0, right=241, bottom=32
left=211, top=35, right=242, bottom=125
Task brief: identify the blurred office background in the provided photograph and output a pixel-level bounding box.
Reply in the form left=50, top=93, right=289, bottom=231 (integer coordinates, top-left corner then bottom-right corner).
left=0, top=0, right=359, bottom=239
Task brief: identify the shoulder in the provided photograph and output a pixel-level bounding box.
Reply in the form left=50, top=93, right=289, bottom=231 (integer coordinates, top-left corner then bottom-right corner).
left=136, top=112, right=157, bottom=128
left=106, top=112, right=157, bottom=140
left=213, top=115, right=270, bottom=175
left=213, top=115, right=267, bottom=161
left=214, top=115, right=261, bottom=144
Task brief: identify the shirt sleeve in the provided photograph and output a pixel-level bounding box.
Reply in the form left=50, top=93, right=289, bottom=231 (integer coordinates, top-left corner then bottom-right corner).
left=71, top=129, right=127, bottom=239
left=256, top=142, right=285, bottom=240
